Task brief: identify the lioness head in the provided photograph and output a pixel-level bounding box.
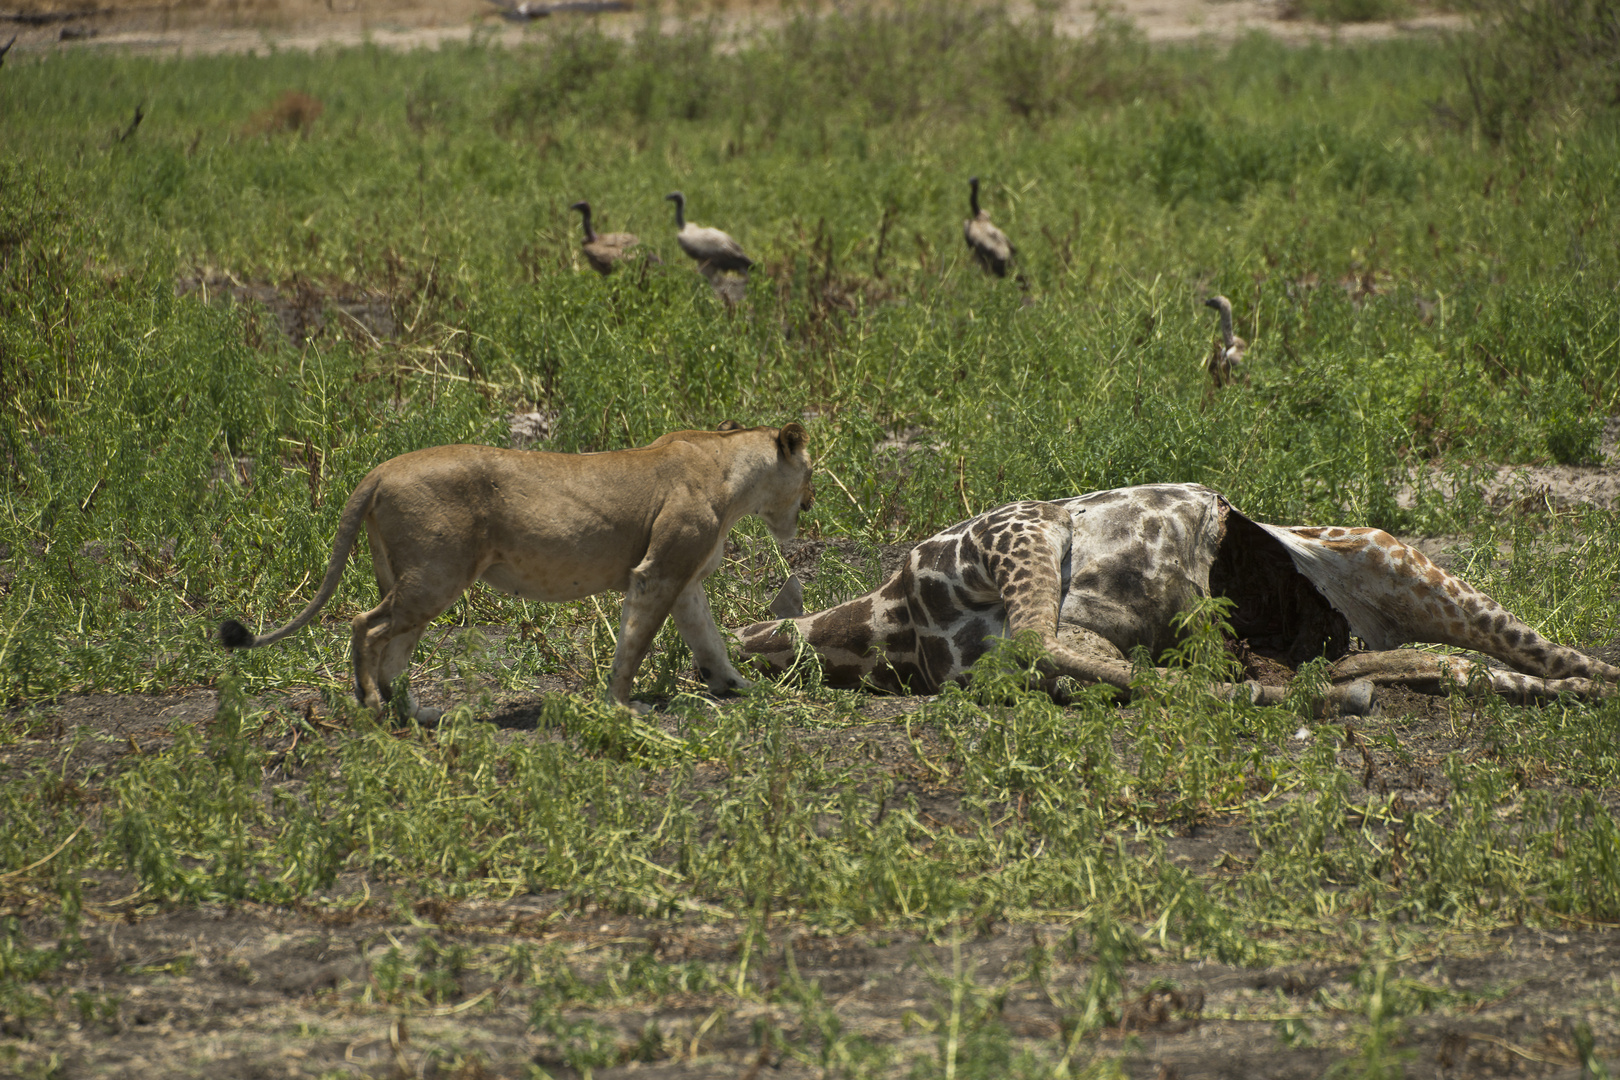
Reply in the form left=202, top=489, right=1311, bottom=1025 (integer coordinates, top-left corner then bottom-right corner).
left=762, top=421, right=815, bottom=542
left=653, top=421, right=813, bottom=541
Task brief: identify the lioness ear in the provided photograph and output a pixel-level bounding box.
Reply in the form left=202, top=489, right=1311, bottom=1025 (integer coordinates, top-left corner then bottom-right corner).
left=716, top=420, right=744, bottom=432
left=776, top=422, right=807, bottom=457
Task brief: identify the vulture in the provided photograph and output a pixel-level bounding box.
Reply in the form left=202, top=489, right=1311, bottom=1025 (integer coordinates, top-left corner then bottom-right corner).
left=569, top=201, right=640, bottom=276
left=1203, top=295, right=1247, bottom=389
left=962, top=176, right=1015, bottom=278
left=665, top=191, right=752, bottom=276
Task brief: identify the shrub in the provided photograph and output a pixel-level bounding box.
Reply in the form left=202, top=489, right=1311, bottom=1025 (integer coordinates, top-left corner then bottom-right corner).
left=1452, top=0, right=1620, bottom=141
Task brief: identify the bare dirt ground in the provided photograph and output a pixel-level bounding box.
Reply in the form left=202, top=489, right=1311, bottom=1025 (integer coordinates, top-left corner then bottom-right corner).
left=1396, top=418, right=1620, bottom=518
left=0, top=0, right=1466, bottom=58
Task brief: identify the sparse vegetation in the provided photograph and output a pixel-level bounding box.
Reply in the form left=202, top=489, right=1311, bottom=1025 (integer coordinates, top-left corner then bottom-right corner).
left=1284, top=0, right=1411, bottom=25
left=1, top=3, right=1618, bottom=1076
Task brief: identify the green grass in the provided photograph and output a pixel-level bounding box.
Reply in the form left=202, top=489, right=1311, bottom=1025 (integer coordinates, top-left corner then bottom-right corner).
left=2, top=5, right=1620, bottom=1074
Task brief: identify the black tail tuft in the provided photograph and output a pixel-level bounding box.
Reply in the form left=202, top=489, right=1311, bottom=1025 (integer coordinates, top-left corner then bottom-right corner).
left=219, top=619, right=255, bottom=649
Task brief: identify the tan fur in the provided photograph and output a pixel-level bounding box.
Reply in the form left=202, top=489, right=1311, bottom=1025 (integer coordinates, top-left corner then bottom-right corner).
left=221, top=424, right=814, bottom=719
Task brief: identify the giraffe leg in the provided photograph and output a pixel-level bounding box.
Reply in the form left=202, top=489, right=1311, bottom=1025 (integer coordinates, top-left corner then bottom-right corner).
left=1274, top=526, right=1619, bottom=687
left=1375, top=538, right=1620, bottom=684
left=1331, top=650, right=1604, bottom=703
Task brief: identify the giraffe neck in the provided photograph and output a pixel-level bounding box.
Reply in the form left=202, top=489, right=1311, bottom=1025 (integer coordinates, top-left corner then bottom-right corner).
left=1269, top=525, right=1620, bottom=684
left=738, top=573, right=922, bottom=694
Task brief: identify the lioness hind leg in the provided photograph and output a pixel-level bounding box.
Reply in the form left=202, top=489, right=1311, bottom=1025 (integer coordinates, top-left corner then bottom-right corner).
left=350, top=599, right=447, bottom=723
left=608, top=573, right=691, bottom=709
left=671, top=581, right=752, bottom=695
left=379, top=627, right=444, bottom=723
left=351, top=603, right=392, bottom=712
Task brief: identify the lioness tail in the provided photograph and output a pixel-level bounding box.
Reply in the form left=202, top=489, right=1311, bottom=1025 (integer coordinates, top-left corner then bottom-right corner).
left=219, top=618, right=255, bottom=648
left=217, top=471, right=383, bottom=651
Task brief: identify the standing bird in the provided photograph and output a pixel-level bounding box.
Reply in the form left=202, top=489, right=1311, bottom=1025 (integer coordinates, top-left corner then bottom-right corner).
left=665, top=191, right=752, bottom=276
left=569, top=201, right=640, bottom=276
left=963, top=176, right=1015, bottom=278
left=1202, top=295, right=1247, bottom=390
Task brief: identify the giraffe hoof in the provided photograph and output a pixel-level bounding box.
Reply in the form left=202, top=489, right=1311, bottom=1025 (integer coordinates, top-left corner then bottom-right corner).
left=1326, top=680, right=1377, bottom=718
left=768, top=574, right=805, bottom=619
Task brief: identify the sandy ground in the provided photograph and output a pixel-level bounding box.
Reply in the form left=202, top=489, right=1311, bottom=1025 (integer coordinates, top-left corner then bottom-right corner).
left=0, top=0, right=1467, bottom=58
left=1395, top=416, right=1620, bottom=520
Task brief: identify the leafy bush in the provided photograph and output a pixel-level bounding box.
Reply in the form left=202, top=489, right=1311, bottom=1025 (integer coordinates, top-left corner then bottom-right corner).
left=1539, top=372, right=1603, bottom=464
left=1453, top=0, right=1620, bottom=140
left=494, top=0, right=1172, bottom=134
left=1149, top=115, right=1423, bottom=205
left=1285, top=0, right=1410, bottom=23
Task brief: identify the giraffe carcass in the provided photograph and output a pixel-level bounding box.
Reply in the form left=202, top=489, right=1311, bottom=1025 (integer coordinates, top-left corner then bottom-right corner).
left=736, top=484, right=1617, bottom=709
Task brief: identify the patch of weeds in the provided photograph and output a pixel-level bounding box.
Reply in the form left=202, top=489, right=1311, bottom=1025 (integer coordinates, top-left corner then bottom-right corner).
left=1148, top=115, right=1422, bottom=206
left=1451, top=0, right=1620, bottom=140
left=1124, top=597, right=1274, bottom=830
left=1324, top=963, right=1418, bottom=1079
left=1063, top=905, right=1146, bottom=1034
left=907, top=938, right=1029, bottom=1080
left=781, top=944, right=893, bottom=1078
left=70, top=990, right=123, bottom=1031
left=0, top=918, right=63, bottom=1036
left=413, top=938, right=470, bottom=1005
left=530, top=999, right=624, bottom=1078
left=1275, top=1016, right=1315, bottom=1048
left=1537, top=372, right=1603, bottom=464
left=365, top=939, right=474, bottom=1008
left=1284, top=0, right=1409, bottom=22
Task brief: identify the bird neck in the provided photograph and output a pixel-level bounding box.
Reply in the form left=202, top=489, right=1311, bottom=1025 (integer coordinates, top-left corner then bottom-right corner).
left=671, top=198, right=686, bottom=230
left=969, top=185, right=981, bottom=217
left=1219, top=306, right=1235, bottom=348
left=578, top=208, right=596, bottom=243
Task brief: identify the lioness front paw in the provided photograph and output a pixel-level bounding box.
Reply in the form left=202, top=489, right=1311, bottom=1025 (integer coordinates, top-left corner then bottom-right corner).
left=709, top=675, right=752, bottom=696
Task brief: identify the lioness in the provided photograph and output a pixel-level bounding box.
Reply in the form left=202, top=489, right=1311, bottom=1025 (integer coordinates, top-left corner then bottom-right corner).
left=220, top=423, right=814, bottom=719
